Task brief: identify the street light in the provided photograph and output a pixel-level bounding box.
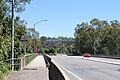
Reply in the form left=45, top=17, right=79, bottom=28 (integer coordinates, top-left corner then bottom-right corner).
left=94, top=27, right=97, bottom=56
left=33, top=20, right=48, bottom=53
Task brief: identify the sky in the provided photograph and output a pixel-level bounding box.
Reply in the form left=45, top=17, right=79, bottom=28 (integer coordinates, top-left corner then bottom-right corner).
left=19, top=0, right=120, bottom=38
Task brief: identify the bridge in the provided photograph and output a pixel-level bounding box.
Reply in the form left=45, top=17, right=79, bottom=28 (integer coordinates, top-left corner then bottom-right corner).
left=45, top=40, right=75, bottom=44
left=6, top=54, right=120, bottom=80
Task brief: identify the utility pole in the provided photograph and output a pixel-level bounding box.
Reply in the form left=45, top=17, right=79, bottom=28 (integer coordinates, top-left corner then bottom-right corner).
left=12, top=0, right=14, bottom=71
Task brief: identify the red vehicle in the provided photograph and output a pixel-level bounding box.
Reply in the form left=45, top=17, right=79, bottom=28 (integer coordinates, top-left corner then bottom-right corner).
left=84, top=53, right=91, bottom=57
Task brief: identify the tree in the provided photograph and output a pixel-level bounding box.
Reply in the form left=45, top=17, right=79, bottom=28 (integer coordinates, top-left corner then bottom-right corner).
left=74, top=18, right=120, bottom=56
left=0, top=0, right=33, bottom=78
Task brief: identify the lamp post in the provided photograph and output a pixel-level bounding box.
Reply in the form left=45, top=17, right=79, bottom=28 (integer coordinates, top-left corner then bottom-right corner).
left=94, top=27, right=97, bottom=56
left=12, top=0, right=14, bottom=71
left=33, top=20, right=48, bottom=53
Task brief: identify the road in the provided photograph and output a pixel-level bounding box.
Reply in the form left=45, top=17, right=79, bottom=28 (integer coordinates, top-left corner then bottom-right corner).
left=51, top=55, right=120, bottom=80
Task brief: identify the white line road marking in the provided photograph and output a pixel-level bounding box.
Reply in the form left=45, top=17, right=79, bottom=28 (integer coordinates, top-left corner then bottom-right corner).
left=55, top=62, right=83, bottom=80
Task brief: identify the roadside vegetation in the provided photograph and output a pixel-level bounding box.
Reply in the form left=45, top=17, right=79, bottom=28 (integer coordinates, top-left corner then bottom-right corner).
left=0, top=0, right=41, bottom=79
left=40, top=36, right=75, bottom=55
left=75, top=18, right=120, bottom=56
left=1, top=0, right=120, bottom=79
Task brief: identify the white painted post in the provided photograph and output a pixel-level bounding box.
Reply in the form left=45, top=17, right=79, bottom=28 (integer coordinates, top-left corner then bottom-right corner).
left=20, top=58, right=23, bottom=70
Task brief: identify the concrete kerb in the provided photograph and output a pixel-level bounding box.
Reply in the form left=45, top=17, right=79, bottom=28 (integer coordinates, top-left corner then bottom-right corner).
left=51, top=59, right=71, bottom=80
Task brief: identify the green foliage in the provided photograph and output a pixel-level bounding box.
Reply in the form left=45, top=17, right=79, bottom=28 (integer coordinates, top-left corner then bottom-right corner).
left=44, top=49, right=49, bottom=53
left=0, top=62, right=10, bottom=80
left=44, top=48, right=56, bottom=55
left=0, top=63, right=10, bottom=74
left=0, top=71, right=3, bottom=80
left=49, top=48, right=54, bottom=53
left=41, top=36, right=75, bottom=54
left=75, top=18, right=120, bottom=56
left=0, top=0, right=33, bottom=79
left=5, top=0, right=31, bottom=13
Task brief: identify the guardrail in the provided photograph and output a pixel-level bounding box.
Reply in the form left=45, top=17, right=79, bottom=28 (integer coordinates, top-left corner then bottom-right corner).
left=43, top=54, right=70, bottom=80
left=1, top=53, right=38, bottom=71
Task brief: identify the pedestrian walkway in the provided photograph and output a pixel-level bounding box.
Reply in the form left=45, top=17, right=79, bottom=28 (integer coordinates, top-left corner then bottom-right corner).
left=5, top=55, right=48, bottom=80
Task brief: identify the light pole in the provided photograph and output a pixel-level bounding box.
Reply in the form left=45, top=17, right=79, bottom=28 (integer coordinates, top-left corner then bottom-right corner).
left=12, top=0, right=14, bottom=71
left=94, top=27, right=97, bottom=56
left=33, top=20, right=48, bottom=53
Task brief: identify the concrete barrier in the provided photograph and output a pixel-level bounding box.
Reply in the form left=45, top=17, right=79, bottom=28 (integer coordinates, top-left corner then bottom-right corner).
left=43, top=54, right=70, bottom=80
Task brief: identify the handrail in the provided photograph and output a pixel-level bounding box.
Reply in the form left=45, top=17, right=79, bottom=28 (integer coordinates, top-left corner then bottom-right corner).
left=0, top=54, right=33, bottom=62
left=0, top=54, right=38, bottom=70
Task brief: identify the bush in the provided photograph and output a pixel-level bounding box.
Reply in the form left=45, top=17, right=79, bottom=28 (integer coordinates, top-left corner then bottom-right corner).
left=44, top=49, right=49, bottom=54
left=0, top=71, right=3, bottom=80
left=44, top=48, right=57, bottom=55
left=0, top=62, right=10, bottom=80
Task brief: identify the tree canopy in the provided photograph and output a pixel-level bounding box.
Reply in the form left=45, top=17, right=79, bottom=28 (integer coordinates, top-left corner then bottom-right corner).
left=75, top=18, right=120, bottom=56
left=0, top=0, right=42, bottom=79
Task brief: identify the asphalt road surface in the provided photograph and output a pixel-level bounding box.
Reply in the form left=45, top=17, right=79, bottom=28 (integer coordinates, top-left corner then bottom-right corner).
left=51, top=55, right=120, bottom=80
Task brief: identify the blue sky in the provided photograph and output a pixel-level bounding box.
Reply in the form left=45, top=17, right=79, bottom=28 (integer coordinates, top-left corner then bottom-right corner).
left=19, top=0, right=120, bottom=38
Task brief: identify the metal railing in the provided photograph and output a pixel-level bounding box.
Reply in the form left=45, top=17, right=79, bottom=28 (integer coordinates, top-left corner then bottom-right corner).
left=0, top=53, right=38, bottom=71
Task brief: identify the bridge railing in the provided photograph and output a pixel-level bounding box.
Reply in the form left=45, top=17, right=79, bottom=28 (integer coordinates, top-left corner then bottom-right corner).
left=1, top=53, right=38, bottom=71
